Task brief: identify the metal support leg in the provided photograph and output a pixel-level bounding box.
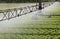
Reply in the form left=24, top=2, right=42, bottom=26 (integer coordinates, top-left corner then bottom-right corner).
left=2, top=12, right=8, bottom=20
left=8, top=12, right=10, bottom=20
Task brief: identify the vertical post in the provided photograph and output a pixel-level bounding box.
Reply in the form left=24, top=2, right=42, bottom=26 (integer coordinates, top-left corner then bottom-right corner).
left=56, top=0, right=57, bottom=1
left=8, top=12, right=10, bottom=20
left=36, top=0, right=37, bottom=10
left=39, top=0, right=42, bottom=10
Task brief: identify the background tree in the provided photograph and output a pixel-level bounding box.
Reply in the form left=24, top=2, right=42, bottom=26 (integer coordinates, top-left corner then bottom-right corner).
left=0, top=0, right=59, bottom=3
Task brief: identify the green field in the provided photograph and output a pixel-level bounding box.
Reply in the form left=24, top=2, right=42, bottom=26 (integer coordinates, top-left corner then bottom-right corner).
left=0, top=3, right=36, bottom=10
left=0, top=2, right=60, bottom=39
